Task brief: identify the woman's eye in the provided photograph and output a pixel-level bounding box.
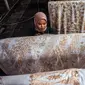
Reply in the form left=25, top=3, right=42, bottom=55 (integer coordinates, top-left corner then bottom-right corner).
left=38, top=23, right=41, bottom=25
left=43, top=23, right=46, bottom=25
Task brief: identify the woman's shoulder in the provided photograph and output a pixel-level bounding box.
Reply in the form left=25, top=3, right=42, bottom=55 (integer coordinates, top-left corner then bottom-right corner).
left=47, top=27, right=55, bottom=33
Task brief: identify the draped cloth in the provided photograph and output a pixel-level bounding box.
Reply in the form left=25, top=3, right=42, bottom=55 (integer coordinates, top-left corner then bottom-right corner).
left=0, top=34, right=85, bottom=75
left=48, top=1, right=85, bottom=34
left=0, top=68, right=85, bottom=85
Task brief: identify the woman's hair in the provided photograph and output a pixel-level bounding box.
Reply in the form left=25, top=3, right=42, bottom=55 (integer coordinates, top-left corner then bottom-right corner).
left=34, top=12, right=47, bottom=26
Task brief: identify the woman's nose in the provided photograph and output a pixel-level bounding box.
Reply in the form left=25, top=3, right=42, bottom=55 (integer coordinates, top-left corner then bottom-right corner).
left=41, top=24, right=44, bottom=28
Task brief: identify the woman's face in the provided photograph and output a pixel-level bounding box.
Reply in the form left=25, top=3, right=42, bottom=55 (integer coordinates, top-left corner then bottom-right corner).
left=36, top=19, right=47, bottom=32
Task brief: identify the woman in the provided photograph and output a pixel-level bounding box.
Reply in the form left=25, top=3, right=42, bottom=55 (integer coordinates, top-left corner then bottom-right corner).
left=34, top=12, right=54, bottom=35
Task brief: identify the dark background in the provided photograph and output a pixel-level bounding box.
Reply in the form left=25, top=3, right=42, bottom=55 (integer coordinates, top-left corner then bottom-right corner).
left=0, top=0, right=50, bottom=39
left=0, top=0, right=50, bottom=76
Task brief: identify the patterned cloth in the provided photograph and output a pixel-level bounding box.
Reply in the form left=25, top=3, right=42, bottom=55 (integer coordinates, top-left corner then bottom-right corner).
left=48, top=1, right=85, bottom=34
left=0, top=34, right=85, bottom=75
left=0, top=68, right=85, bottom=85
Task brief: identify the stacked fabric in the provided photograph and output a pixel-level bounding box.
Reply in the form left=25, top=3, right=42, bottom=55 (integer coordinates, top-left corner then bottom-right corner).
left=0, top=68, right=85, bottom=85
left=48, top=1, right=85, bottom=34
left=0, top=34, right=85, bottom=75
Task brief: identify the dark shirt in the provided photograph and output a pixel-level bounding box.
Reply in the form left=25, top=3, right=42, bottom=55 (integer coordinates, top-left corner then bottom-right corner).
left=34, top=27, right=54, bottom=35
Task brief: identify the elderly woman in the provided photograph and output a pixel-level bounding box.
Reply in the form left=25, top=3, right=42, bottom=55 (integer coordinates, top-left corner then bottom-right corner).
left=34, top=12, right=54, bottom=35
